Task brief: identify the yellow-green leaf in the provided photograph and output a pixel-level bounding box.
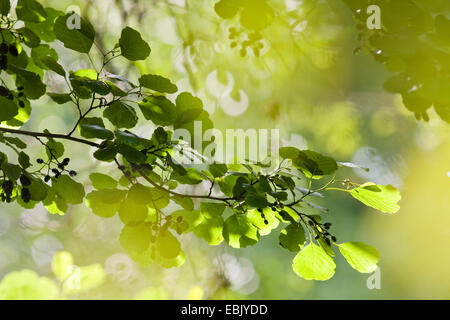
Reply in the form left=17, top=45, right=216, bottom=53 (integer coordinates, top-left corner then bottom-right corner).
left=292, top=242, right=336, bottom=281
left=350, top=183, right=401, bottom=214
left=338, top=242, right=379, bottom=273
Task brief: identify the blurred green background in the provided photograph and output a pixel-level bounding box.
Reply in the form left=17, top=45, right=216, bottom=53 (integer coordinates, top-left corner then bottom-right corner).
left=0, top=0, right=449, bottom=299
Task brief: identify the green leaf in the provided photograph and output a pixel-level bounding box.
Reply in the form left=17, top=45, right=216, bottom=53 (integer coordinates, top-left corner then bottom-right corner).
left=174, top=109, right=213, bottom=150
left=8, top=65, right=46, bottom=100
left=105, top=81, right=127, bottom=97
left=120, top=223, right=151, bottom=256
left=193, top=203, right=226, bottom=245
left=434, top=103, right=450, bottom=124
left=86, top=190, right=122, bottom=218
left=292, top=242, right=336, bottom=281
left=48, top=93, right=72, bottom=104
left=118, top=197, right=149, bottom=224
left=115, top=130, right=148, bottom=147
left=25, top=8, right=63, bottom=42
left=279, top=146, right=301, bottom=159
left=214, top=0, right=240, bottom=19
left=89, top=173, right=118, bottom=190
left=167, top=155, right=187, bottom=175
left=223, top=214, right=259, bottom=248
left=317, top=236, right=335, bottom=257
left=54, top=13, right=95, bottom=53
left=245, top=194, right=268, bottom=209
left=43, top=190, right=68, bottom=215
left=69, top=70, right=111, bottom=96
left=28, top=179, right=48, bottom=201
left=0, top=97, right=18, bottom=122
left=269, top=191, right=288, bottom=201
left=174, top=92, right=204, bottom=126
left=5, top=101, right=31, bottom=128
left=194, top=217, right=224, bottom=246
left=279, top=223, right=306, bottom=252
left=16, top=0, right=47, bottom=22
left=139, top=74, right=177, bottom=94
left=139, top=95, right=177, bottom=126
left=17, top=27, right=40, bottom=48
left=209, top=163, right=228, bottom=178
left=199, top=202, right=226, bottom=218
left=169, top=209, right=202, bottom=233
left=119, top=27, right=151, bottom=61
left=0, top=152, right=6, bottom=166
left=152, top=127, right=168, bottom=144
left=5, top=44, right=29, bottom=70
left=157, top=231, right=181, bottom=259
left=383, top=73, right=409, bottom=94
left=0, top=0, right=10, bottom=16
left=79, top=117, right=114, bottom=140
left=171, top=195, right=194, bottom=211
left=18, top=152, right=30, bottom=169
left=31, top=44, right=58, bottom=69
left=40, top=56, right=65, bottom=76
left=45, top=138, right=64, bottom=159
left=277, top=207, right=300, bottom=223
left=171, top=168, right=204, bottom=185
left=247, top=208, right=279, bottom=236
left=147, top=188, right=170, bottom=210
left=128, top=184, right=155, bottom=205
left=349, top=183, right=401, bottom=214
left=69, top=70, right=95, bottom=98
left=46, top=200, right=68, bottom=215
left=88, top=188, right=126, bottom=204
left=218, top=174, right=239, bottom=197
left=52, top=175, right=85, bottom=204
left=338, top=242, right=379, bottom=273
left=103, top=101, right=138, bottom=129
left=257, top=176, right=272, bottom=193
left=2, top=163, right=21, bottom=180
left=71, top=68, right=97, bottom=79
left=292, top=150, right=338, bottom=179
left=240, top=0, right=274, bottom=30
left=84, top=80, right=111, bottom=96
left=155, top=250, right=186, bottom=269
left=93, top=144, right=118, bottom=162
left=176, top=92, right=203, bottom=112
left=118, top=143, right=146, bottom=164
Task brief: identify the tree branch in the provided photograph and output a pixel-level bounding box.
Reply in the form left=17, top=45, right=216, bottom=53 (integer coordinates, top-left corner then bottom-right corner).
left=0, top=127, right=101, bottom=148
left=135, top=168, right=235, bottom=202
left=1, top=126, right=237, bottom=203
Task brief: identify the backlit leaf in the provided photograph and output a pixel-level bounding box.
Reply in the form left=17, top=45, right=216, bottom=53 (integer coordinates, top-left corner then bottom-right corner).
left=292, top=242, right=336, bottom=281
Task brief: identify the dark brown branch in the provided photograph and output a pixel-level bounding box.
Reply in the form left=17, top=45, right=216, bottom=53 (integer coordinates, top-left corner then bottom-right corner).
left=0, top=127, right=101, bottom=148
left=1, top=127, right=238, bottom=204
left=136, top=168, right=235, bottom=202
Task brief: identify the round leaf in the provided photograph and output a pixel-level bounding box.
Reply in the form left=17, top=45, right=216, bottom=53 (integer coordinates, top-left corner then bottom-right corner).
left=103, top=101, right=138, bottom=129
left=338, top=242, right=379, bottom=273
left=52, top=175, right=85, bottom=204
left=349, top=183, right=401, bottom=214
left=0, top=97, right=18, bottom=122
left=54, top=13, right=95, bottom=53
left=119, top=27, right=151, bottom=61
left=139, top=74, right=177, bottom=94
left=279, top=223, right=306, bottom=252
left=292, top=242, right=336, bottom=281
